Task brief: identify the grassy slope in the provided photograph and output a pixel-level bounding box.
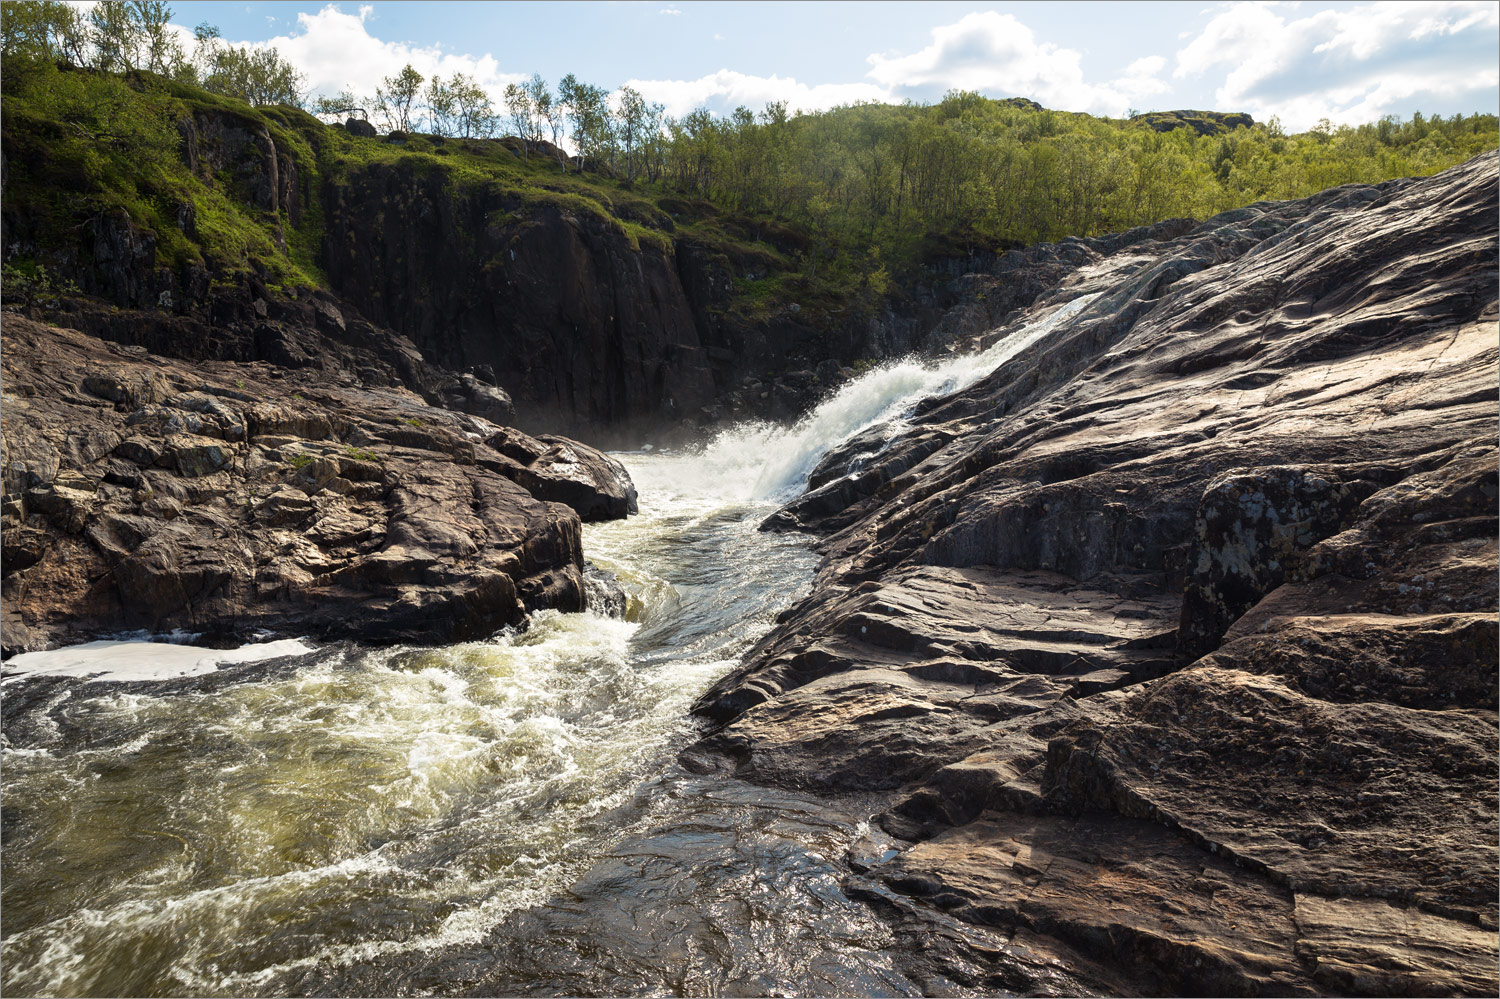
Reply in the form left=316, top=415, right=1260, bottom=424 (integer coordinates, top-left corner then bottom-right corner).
left=0, top=61, right=793, bottom=324
left=3, top=59, right=1495, bottom=332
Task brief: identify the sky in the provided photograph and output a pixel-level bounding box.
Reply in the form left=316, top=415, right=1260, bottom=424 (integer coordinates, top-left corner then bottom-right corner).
left=153, top=0, right=1499, bottom=132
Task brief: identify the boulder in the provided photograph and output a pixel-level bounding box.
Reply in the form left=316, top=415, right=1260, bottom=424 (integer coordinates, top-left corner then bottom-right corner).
left=432, top=372, right=515, bottom=425
left=0, top=315, right=633, bottom=653
left=483, top=428, right=638, bottom=522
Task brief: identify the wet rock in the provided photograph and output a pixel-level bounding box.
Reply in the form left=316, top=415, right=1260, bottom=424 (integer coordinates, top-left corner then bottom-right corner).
left=483, top=428, right=638, bottom=522
left=583, top=561, right=628, bottom=619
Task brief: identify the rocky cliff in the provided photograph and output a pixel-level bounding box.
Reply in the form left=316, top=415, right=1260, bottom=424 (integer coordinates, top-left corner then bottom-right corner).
left=0, top=84, right=1083, bottom=444
left=683, top=152, right=1499, bottom=994
left=320, top=162, right=719, bottom=435
left=0, top=313, right=635, bottom=654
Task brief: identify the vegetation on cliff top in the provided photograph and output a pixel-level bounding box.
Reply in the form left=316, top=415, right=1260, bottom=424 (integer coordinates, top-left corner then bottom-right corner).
left=2, top=0, right=1496, bottom=324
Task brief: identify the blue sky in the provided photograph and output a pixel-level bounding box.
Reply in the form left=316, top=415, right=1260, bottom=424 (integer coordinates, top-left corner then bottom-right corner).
left=159, top=1, right=1499, bottom=131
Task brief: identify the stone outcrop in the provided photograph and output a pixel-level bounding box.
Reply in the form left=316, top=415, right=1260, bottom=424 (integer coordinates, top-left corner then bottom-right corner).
left=483, top=427, right=638, bottom=522
left=37, top=289, right=459, bottom=403
left=1, top=314, right=636, bottom=654
left=1132, top=109, right=1256, bottom=136
left=684, top=153, right=1499, bottom=994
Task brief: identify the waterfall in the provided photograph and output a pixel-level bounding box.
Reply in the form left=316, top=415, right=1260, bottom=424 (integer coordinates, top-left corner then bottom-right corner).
left=659, top=293, right=1099, bottom=505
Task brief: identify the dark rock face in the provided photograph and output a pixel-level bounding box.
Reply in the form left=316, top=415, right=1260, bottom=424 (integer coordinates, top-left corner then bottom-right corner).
left=432, top=371, right=515, bottom=424
left=45, top=291, right=452, bottom=404
left=320, top=168, right=719, bottom=437
left=1133, top=109, right=1256, bottom=135
left=0, top=315, right=635, bottom=654
left=685, top=153, right=1499, bottom=994
left=317, top=158, right=1194, bottom=441
left=1177, top=465, right=1376, bottom=658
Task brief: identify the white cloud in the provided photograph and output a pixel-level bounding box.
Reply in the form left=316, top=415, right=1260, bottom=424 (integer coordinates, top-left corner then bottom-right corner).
left=659, top=6, right=683, bottom=14
left=1174, top=0, right=1500, bottom=130
left=1117, top=54, right=1172, bottom=103
left=630, top=12, right=1181, bottom=121
left=1125, top=55, right=1168, bottom=77
left=863, top=11, right=1143, bottom=116
left=622, top=69, right=890, bottom=119
left=231, top=4, right=523, bottom=103
left=713, top=33, right=724, bottom=41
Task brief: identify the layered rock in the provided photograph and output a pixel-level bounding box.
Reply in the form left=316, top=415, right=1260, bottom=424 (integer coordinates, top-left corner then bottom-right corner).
left=686, top=153, right=1499, bottom=994
left=1, top=315, right=636, bottom=654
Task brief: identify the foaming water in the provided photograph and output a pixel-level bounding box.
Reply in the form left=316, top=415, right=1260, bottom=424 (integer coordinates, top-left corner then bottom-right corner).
left=1, top=299, right=1097, bottom=997
left=0, top=462, right=817, bottom=998
left=686, top=292, right=1098, bottom=501
left=2, top=638, right=317, bottom=684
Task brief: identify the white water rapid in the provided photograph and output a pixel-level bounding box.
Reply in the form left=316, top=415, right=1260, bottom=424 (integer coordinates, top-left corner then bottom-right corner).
left=1, top=296, right=1094, bottom=997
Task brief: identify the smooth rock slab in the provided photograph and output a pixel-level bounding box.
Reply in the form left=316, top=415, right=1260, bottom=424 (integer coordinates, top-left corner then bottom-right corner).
left=685, top=154, right=1500, bottom=994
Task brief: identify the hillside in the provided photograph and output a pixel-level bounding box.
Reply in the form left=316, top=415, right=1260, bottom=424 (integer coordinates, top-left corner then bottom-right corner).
left=3, top=55, right=1496, bottom=437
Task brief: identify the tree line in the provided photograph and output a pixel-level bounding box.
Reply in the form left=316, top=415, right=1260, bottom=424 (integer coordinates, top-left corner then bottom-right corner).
left=1, top=0, right=306, bottom=106
left=319, top=64, right=670, bottom=182
left=644, top=93, right=1498, bottom=253
left=3, top=0, right=1496, bottom=291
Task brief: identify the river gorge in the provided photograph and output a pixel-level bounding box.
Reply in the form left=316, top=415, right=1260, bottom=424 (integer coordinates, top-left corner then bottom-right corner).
left=4, top=149, right=1497, bottom=996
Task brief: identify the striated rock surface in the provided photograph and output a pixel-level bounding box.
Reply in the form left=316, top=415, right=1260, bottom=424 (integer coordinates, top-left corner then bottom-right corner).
left=322, top=177, right=719, bottom=435
left=686, top=153, right=1499, bottom=994
left=1, top=315, right=637, bottom=654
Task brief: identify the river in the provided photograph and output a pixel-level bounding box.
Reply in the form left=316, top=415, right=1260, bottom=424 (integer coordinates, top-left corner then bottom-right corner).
left=1, top=298, right=1093, bottom=997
